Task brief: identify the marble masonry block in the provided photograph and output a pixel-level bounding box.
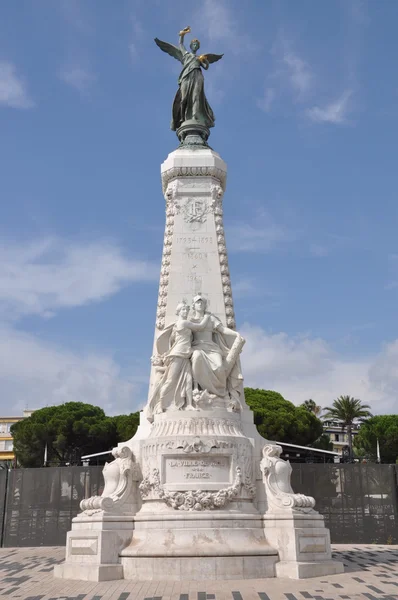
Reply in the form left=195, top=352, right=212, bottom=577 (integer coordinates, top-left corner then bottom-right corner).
left=275, top=559, right=345, bottom=579
left=54, top=525, right=134, bottom=581
left=263, top=513, right=344, bottom=579
left=53, top=562, right=123, bottom=582
left=122, top=555, right=278, bottom=582
left=120, top=509, right=279, bottom=581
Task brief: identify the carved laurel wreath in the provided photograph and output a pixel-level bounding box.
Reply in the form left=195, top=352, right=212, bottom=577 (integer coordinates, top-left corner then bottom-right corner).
left=139, top=466, right=252, bottom=512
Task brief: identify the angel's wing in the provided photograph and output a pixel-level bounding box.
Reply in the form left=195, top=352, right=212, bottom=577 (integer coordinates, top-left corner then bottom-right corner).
left=203, top=53, right=224, bottom=64
left=154, top=38, right=183, bottom=62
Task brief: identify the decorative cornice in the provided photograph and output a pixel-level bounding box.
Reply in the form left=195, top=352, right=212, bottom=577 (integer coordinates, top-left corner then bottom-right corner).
left=161, top=165, right=227, bottom=195
left=148, top=416, right=244, bottom=438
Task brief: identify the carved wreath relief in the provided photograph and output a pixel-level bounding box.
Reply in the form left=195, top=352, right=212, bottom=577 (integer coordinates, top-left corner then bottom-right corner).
left=139, top=436, right=256, bottom=512
left=139, top=466, right=245, bottom=511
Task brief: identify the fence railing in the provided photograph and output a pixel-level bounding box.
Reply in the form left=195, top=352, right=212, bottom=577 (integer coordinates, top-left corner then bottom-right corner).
left=0, top=463, right=396, bottom=547
left=290, top=463, right=398, bottom=544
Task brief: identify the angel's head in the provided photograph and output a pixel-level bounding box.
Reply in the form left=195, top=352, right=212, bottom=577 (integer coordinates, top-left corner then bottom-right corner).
left=190, top=38, right=200, bottom=53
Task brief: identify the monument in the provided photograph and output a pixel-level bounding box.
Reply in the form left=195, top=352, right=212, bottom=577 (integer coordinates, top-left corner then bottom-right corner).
left=54, top=26, right=344, bottom=582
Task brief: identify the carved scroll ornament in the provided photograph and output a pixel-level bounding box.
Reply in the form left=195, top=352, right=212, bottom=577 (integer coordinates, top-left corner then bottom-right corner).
left=79, top=446, right=140, bottom=516
left=261, top=444, right=316, bottom=513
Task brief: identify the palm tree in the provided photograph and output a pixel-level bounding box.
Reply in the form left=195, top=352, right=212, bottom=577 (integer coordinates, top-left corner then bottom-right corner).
left=322, top=395, right=372, bottom=459
left=302, top=399, right=322, bottom=417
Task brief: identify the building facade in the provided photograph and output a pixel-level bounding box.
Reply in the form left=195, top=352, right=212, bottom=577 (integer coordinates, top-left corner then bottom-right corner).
left=323, top=420, right=360, bottom=455
left=0, top=409, right=35, bottom=464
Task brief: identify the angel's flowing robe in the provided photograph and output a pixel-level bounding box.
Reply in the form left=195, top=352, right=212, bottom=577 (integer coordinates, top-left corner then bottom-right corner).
left=172, top=52, right=215, bottom=131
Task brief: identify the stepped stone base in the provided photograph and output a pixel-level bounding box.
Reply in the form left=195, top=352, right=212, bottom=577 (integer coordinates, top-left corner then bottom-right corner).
left=120, top=511, right=278, bottom=581
left=54, top=563, right=123, bottom=582
left=276, top=560, right=345, bottom=579
left=121, top=555, right=278, bottom=581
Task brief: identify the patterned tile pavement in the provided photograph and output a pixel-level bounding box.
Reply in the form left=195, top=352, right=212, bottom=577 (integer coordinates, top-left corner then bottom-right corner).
left=0, top=545, right=398, bottom=600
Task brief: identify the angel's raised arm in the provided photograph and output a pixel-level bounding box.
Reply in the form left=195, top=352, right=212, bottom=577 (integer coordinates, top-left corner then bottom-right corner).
left=154, top=38, right=183, bottom=63
left=178, top=26, right=190, bottom=55
left=179, top=33, right=187, bottom=55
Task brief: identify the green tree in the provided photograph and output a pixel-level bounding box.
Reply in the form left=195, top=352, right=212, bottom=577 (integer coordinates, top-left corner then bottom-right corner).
left=244, top=388, right=323, bottom=445
left=110, top=412, right=140, bottom=442
left=353, top=415, right=398, bottom=464
left=301, top=399, right=322, bottom=417
left=322, top=395, right=372, bottom=459
left=310, top=433, right=334, bottom=451
left=11, top=402, right=120, bottom=467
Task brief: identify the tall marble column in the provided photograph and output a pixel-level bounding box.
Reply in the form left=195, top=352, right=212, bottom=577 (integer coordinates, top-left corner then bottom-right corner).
left=156, top=147, right=232, bottom=331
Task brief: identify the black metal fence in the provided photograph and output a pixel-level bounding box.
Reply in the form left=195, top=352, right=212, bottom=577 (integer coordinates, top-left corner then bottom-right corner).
left=291, top=463, right=398, bottom=544
left=0, top=466, right=103, bottom=547
left=0, top=464, right=396, bottom=547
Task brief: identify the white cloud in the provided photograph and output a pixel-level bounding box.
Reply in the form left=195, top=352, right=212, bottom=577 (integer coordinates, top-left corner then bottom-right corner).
left=309, top=243, right=330, bottom=258
left=257, top=34, right=313, bottom=115
left=0, top=61, right=34, bottom=109
left=241, top=324, right=398, bottom=414
left=0, top=325, right=144, bottom=415
left=195, top=0, right=252, bottom=54
left=385, top=254, right=398, bottom=290
left=233, top=279, right=257, bottom=298
left=204, top=79, right=225, bottom=105
left=282, top=51, right=312, bottom=97
left=129, top=17, right=144, bottom=64
left=0, top=237, right=158, bottom=320
left=306, top=90, right=353, bottom=124
left=59, top=0, right=93, bottom=35
left=257, top=88, right=275, bottom=113
left=59, top=65, right=96, bottom=95
left=200, top=0, right=234, bottom=42
left=227, top=214, right=295, bottom=253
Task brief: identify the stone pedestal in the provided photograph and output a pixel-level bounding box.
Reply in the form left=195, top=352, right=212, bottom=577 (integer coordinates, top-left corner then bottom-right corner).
left=120, top=408, right=278, bottom=580
left=54, top=516, right=133, bottom=581
left=54, top=446, right=139, bottom=582
left=121, top=513, right=278, bottom=581
left=263, top=513, right=344, bottom=579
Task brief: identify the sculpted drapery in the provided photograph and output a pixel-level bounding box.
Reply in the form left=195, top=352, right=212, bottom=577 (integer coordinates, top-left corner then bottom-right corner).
left=146, top=296, right=245, bottom=421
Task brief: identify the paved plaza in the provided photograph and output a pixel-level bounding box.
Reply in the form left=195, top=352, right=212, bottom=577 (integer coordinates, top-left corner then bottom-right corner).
left=0, top=545, right=398, bottom=600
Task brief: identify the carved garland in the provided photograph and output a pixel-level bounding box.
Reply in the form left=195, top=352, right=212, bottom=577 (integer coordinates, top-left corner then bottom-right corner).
left=156, top=182, right=177, bottom=329
left=139, top=466, right=253, bottom=511
left=210, top=183, right=236, bottom=329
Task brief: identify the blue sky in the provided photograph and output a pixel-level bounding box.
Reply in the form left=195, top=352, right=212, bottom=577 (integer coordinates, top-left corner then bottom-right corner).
left=1, top=0, right=398, bottom=416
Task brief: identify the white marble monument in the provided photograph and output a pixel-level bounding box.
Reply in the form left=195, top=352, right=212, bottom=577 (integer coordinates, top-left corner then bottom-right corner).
left=54, top=25, right=343, bottom=582
left=54, top=144, right=343, bottom=582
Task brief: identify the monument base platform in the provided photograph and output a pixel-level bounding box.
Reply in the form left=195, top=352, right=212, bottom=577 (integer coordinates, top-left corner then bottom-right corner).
left=121, top=555, right=278, bottom=581
left=54, top=563, right=123, bottom=582
left=120, top=511, right=278, bottom=580
left=275, top=560, right=345, bottom=579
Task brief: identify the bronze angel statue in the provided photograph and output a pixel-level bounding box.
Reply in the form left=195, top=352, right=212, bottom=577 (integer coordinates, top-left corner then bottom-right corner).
left=154, top=26, right=223, bottom=131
